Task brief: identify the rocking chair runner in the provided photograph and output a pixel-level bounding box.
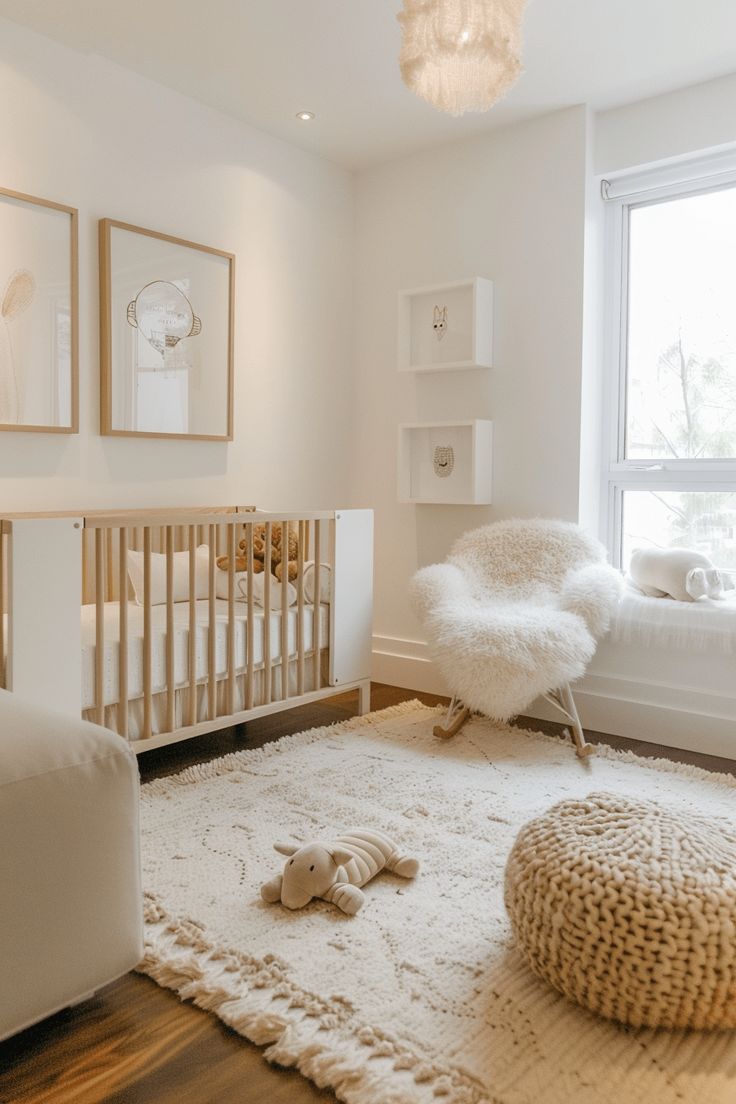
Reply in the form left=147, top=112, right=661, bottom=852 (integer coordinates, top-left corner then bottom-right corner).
left=410, top=519, right=623, bottom=757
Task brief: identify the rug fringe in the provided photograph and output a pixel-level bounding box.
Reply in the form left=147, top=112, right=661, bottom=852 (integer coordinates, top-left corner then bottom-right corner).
left=143, top=698, right=736, bottom=802
left=501, top=714, right=736, bottom=790
left=142, top=699, right=429, bottom=798
left=139, top=893, right=488, bottom=1104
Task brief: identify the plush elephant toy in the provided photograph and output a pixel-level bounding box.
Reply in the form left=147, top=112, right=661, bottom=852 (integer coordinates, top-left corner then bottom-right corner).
left=260, top=828, right=420, bottom=915
left=629, top=547, right=735, bottom=603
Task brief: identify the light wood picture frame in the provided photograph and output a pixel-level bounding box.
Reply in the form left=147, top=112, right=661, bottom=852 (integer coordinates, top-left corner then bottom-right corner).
left=0, top=186, right=78, bottom=434
left=100, top=219, right=234, bottom=441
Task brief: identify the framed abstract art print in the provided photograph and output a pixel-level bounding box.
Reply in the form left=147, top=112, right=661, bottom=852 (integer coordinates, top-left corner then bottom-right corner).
left=99, top=219, right=234, bottom=440
left=0, top=186, right=78, bottom=433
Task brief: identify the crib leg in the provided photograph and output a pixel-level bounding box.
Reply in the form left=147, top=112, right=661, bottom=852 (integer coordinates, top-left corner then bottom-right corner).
left=433, top=696, right=470, bottom=740
left=544, top=684, right=595, bottom=759
left=358, top=680, right=371, bottom=716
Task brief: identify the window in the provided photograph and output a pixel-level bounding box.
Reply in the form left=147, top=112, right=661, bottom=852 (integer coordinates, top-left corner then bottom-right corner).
left=602, top=158, right=736, bottom=572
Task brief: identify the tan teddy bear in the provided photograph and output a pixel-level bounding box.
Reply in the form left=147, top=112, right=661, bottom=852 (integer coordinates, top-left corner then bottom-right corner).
left=216, top=522, right=298, bottom=582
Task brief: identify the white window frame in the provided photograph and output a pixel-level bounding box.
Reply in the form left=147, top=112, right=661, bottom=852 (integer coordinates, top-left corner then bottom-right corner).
left=601, top=152, right=736, bottom=569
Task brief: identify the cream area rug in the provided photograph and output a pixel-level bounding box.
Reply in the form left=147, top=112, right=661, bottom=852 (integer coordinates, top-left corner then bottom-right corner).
left=140, top=702, right=736, bottom=1104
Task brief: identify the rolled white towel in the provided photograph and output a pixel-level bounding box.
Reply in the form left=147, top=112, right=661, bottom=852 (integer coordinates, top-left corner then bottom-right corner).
left=303, top=561, right=332, bottom=604
left=215, top=570, right=297, bottom=609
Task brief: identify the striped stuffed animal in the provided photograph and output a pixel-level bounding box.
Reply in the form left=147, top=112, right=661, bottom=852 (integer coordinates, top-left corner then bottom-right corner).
left=261, top=828, right=419, bottom=915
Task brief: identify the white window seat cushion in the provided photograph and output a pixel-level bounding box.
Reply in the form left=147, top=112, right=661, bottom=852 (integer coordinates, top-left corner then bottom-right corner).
left=610, top=582, right=736, bottom=653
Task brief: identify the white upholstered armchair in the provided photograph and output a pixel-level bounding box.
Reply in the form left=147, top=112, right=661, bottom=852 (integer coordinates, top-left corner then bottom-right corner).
left=0, top=691, right=143, bottom=1040
left=410, top=519, right=623, bottom=756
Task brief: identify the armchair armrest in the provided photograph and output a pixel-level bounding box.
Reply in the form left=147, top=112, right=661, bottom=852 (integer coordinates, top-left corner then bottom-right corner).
left=410, top=563, right=471, bottom=623
left=0, top=691, right=143, bottom=1040
left=560, top=563, right=624, bottom=638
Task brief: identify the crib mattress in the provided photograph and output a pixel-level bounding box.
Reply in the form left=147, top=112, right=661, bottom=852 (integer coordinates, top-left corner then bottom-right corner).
left=79, top=599, right=329, bottom=711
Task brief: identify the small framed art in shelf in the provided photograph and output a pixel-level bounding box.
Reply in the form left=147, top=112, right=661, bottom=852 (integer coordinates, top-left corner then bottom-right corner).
left=397, top=277, right=493, bottom=372
left=397, top=420, right=493, bottom=505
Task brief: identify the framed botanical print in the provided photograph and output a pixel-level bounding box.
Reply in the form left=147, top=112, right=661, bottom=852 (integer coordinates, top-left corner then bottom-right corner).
left=0, top=187, right=78, bottom=433
left=99, top=219, right=234, bottom=440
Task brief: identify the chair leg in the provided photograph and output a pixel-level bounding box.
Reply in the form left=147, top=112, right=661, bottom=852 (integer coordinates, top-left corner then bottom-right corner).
left=433, top=696, right=471, bottom=740
left=544, top=684, right=595, bottom=759
left=357, top=680, right=371, bottom=716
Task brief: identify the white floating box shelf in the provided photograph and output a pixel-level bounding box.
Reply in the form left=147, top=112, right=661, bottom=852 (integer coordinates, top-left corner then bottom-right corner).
left=398, top=420, right=493, bottom=505
left=398, top=277, right=493, bottom=372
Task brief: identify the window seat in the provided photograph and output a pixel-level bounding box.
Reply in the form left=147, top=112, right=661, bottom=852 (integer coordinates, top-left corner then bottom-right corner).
left=610, top=582, right=736, bottom=653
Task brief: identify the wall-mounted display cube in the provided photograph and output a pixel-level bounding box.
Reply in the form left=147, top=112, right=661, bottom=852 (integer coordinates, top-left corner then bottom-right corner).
left=397, top=420, right=493, bottom=505
left=397, top=277, right=493, bottom=372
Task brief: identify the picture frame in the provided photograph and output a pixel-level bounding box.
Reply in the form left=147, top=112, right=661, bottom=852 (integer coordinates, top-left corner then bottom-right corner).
left=99, top=219, right=235, bottom=441
left=0, top=186, right=78, bottom=434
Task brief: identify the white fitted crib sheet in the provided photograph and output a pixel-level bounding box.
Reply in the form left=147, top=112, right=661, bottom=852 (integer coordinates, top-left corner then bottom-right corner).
left=80, top=599, right=329, bottom=710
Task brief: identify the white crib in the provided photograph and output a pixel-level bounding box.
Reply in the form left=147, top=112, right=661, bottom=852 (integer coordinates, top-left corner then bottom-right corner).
left=0, top=507, right=373, bottom=753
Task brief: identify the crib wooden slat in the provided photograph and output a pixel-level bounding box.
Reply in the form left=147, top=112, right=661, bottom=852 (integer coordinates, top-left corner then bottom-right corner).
left=208, top=523, right=217, bottom=720
left=188, top=526, right=197, bottom=728
left=82, top=527, right=89, bottom=605
left=296, top=520, right=305, bottom=696
left=118, top=527, right=129, bottom=740
left=106, top=528, right=114, bottom=602
left=227, top=522, right=236, bottom=716
left=264, top=522, right=272, bottom=704
left=166, top=525, right=175, bottom=733
left=313, top=520, right=321, bottom=691
left=143, top=527, right=153, bottom=740
left=281, top=521, right=290, bottom=702
left=95, top=528, right=105, bottom=726
left=0, top=525, right=5, bottom=689
left=246, top=523, right=255, bottom=710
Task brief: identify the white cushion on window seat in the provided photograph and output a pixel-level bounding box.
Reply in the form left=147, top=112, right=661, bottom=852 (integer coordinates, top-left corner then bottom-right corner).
left=611, top=581, right=736, bottom=652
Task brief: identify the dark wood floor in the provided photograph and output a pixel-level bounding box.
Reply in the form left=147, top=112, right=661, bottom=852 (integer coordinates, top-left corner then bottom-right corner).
left=1, top=683, right=733, bottom=1104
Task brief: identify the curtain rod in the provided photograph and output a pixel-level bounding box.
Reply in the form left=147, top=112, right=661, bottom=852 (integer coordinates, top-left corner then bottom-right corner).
left=601, top=152, right=736, bottom=202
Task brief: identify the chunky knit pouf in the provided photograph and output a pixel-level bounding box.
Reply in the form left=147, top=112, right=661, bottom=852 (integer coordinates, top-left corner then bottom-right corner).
left=504, top=791, right=736, bottom=1029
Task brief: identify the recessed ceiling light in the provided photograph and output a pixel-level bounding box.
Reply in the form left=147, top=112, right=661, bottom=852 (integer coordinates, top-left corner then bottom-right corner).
left=296, top=111, right=315, bottom=122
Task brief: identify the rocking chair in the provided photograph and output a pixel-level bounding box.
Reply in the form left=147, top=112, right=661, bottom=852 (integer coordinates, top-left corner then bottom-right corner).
left=410, top=519, right=622, bottom=758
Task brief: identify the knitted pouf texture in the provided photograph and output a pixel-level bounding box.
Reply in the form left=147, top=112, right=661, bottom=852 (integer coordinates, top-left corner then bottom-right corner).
left=504, top=791, right=736, bottom=1030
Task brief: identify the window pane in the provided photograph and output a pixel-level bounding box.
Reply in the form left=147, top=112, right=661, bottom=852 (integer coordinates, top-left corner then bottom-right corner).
left=626, top=187, right=736, bottom=460
left=622, top=490, right=736, bottom=571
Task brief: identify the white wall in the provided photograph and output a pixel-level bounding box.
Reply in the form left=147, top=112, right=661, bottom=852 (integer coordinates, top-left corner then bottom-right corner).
left=596, top=72, right=736, bottom=175
left=0, top=19, right=355, bottom=513
left=352, top=107, right=589, bottom=672
left=354, top=85, right=736, bottom=759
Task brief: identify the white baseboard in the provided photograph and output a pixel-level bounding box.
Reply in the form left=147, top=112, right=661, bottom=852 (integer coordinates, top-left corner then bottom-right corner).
left=372, top=635, right=736, bottom=761
left=371, top=635, right=446, bottom=696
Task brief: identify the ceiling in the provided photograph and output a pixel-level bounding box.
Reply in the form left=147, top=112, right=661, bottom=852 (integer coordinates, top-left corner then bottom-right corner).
left=1, top=1, right=735, bottom=169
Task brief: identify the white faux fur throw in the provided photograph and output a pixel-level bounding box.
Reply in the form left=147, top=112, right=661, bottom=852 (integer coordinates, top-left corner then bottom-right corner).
left=411, top=519, right=622, bottom=720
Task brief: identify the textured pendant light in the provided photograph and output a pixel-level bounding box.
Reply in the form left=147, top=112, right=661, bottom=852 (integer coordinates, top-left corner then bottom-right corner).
left=397, top=0, right=527, bottom=117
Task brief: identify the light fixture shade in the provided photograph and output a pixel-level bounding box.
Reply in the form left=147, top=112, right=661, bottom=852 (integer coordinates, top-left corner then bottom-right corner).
left=397, top=0, right=526, bottom=117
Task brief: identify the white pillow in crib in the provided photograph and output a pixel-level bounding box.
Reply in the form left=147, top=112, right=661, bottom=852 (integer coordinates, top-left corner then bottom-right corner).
left=227, top=572, right=297, bottom=609
left=127, top=545, right=210, bottom=605
left=303, top=561, right=332, bottom=604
